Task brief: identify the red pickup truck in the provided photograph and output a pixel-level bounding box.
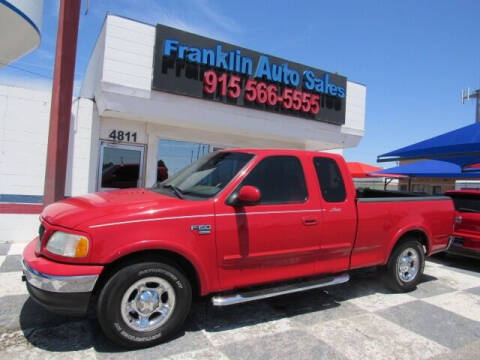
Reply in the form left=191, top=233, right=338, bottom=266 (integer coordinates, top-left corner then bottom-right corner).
left=22, top=149, right=454, bottom=348
left=444, top=189, right=480, bottom=259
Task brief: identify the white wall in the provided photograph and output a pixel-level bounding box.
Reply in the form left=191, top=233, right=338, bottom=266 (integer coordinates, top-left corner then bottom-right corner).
left=0, top=84, right=50, bottom=242
left=0, top=85, right=50, bottom=196
left=101, top=16, right=154, bottom=98
left=66, top=98, right=100, bottom=196
left=0, top=85, right=101, bottom=240
left=455, top=180, right=480, bottom=190
left=79, top=23, right=106, bottom=99
left=0, top=214, right=39, bottom=243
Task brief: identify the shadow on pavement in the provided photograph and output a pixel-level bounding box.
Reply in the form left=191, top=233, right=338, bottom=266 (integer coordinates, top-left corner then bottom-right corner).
left=19, top=269, right=444, bottom=355
left=18, top=297, right=75, bottom=331
left=19, top=297, right=128, bottom=353
left=428, top=253, right=480, bottom=274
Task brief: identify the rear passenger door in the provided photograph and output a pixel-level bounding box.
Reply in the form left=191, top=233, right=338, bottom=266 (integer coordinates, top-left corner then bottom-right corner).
left=214, top=155, right=322, bottom=289
left=313, top=157, right=357, bottom=273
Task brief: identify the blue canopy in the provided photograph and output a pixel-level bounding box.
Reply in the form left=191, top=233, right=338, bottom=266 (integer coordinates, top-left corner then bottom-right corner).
left=374, top=159, right=480, bottom=178
left=377, top=123, right=480, bottom=163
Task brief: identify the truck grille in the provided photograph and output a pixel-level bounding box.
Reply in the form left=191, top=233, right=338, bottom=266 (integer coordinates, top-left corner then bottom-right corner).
left=39, top=224, right=45, bottom=240
left=36, top=223, right=46, bottom=252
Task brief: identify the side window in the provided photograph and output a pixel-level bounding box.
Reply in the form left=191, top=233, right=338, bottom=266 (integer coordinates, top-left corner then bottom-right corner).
left=241, top=156, right=308, bottom=204
left=313, top=157, right=346, bottom=202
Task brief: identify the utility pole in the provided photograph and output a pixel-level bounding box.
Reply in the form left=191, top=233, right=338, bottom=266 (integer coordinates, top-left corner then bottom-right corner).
left=462, top=88, right=480, bottom=123
left=43, top=0, right=82, bottom=205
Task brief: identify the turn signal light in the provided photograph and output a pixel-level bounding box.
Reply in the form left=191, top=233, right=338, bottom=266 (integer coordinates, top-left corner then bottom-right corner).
left=75, top=237, right=89, bottom=258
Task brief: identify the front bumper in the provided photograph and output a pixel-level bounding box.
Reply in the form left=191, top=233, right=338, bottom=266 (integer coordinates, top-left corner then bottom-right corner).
left=22, top=260, right=99, bottom=293
left=25, top=280, right=92, bottom=316
left=22, top=239, right=103, bottom=316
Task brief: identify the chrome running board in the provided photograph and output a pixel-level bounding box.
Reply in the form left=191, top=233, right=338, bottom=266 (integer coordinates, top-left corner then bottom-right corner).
left=212, top=273, right=350, bottom=306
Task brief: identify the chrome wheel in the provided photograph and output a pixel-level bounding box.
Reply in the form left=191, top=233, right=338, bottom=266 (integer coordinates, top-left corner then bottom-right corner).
left=120, top=276, right=176, bottom=332
left=396, top=248, right=419, bottom=282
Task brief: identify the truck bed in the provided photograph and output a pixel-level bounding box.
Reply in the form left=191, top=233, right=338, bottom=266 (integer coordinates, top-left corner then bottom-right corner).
left=351, top=193, right=454, bottom=269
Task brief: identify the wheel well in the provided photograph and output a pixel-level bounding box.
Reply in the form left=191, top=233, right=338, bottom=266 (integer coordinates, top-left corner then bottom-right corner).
left=92, top=250, right=201, bottom=298
left=393, top=230, right=428, bottom=255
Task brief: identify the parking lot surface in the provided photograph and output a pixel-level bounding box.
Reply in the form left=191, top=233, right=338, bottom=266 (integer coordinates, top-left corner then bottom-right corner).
left=1, top=242, right=480, bottom=360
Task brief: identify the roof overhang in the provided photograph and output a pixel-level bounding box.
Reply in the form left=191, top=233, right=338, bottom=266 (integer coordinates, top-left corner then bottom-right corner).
left=0, top=0, right=43, bottom=66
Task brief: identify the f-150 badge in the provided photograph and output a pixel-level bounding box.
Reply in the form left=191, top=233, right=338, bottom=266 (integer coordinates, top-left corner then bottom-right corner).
left=191, top=225, right=212, bottom=235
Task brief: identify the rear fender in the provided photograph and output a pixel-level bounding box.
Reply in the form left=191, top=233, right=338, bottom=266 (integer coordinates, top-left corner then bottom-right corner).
left=385, top=225, right=432, bottom=263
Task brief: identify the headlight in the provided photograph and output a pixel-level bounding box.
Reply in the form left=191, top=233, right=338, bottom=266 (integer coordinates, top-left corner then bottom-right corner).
left=46, top=231, right=89, bottom=258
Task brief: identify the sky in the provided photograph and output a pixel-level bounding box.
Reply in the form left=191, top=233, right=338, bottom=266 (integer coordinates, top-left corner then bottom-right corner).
left=1, top=0, right=479, bottom=168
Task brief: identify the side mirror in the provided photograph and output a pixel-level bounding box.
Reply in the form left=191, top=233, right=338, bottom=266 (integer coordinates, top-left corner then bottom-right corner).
left=228, top=185, right=261, bottom=206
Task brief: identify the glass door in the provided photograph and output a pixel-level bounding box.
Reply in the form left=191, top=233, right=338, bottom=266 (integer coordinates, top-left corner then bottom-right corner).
left=98, top=142, right=145, bottom=191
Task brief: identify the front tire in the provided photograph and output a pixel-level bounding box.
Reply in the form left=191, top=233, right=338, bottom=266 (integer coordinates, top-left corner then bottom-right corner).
left=97, top=261, right=192, bottom=348
left=384, top=238, right=425, bottom=292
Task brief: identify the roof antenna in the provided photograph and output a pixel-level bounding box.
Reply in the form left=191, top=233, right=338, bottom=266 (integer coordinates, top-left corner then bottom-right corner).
left=462, top=87, right=480, bottom=123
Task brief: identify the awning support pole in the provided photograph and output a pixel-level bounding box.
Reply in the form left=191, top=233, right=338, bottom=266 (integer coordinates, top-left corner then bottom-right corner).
left=384, top=178, right=393, bottom=190
left=43, top=0, right=81, bottom=205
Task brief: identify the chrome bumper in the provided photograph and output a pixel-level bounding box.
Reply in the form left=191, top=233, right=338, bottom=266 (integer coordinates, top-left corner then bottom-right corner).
left=22, top=260, right=99, bottom=293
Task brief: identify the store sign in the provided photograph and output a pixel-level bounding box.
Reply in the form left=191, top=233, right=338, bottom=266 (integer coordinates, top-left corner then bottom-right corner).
left=152, top=24, right=347, bottom=125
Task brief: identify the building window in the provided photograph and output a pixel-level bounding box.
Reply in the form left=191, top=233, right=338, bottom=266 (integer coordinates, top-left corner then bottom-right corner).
left=157, top=139, right=210, bottom=182
left=412, top=184, right=426, bottom=193
left=99, top=143, right=145, bottom=190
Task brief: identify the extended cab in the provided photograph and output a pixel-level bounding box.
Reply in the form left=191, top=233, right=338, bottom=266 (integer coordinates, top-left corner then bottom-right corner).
left=445, top=189, right=480, bottom=259
left=22, top=149, right=454, bottom=348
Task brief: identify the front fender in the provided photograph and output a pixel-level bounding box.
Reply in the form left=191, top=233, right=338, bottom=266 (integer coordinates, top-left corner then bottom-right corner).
left=102, top=239, right=213, bottom=295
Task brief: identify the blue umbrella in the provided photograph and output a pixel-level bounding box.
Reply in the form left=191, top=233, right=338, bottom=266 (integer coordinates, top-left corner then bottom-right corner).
left=374, top=159, right=480, bottom=178
left=377, top=123, right=480, bottom=165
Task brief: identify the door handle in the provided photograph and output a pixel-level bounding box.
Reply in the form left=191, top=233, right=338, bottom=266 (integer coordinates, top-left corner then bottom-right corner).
left=302, top=217, right=318, bottom=226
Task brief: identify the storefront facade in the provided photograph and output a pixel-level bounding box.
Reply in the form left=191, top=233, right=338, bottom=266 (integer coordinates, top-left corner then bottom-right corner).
left=70, top=14, right=366, bottom=197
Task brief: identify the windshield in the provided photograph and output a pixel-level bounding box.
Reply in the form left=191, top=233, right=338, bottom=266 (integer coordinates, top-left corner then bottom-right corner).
left=151, top=151, right=254, bottom=199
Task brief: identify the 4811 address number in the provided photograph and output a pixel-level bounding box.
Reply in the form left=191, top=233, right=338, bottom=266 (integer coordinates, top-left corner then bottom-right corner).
left=203, top=70, right=320, bottom=114
left=108, top=130, right=137, bottom=142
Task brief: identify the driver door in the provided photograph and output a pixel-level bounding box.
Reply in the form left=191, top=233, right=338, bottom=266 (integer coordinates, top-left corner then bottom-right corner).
left=214, top=155, right=322, bottom=290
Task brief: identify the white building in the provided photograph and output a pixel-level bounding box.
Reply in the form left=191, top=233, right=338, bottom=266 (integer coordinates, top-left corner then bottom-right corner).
left=1, top=14, right=367, bottom=241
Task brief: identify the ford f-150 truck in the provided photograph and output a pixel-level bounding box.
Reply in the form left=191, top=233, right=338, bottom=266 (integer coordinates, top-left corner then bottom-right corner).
left=22, top=149, right=454, bottom=348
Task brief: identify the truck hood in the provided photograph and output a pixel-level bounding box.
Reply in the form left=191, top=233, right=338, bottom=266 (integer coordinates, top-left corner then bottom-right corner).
left=41, top=189, right=186, bottom=230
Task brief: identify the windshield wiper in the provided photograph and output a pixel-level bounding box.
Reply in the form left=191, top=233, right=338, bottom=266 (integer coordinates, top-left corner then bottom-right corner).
left=163, top=184, right=184, bottom=199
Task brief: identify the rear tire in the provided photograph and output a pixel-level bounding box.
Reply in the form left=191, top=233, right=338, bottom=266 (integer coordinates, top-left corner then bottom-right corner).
left=97, top=261, right=192, bottom=348
left=384, top=238, right=425, bottom=292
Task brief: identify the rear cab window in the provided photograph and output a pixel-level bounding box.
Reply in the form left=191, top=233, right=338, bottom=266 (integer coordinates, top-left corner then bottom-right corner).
left=313, top=157, right=346, bottom=202
left=449, top=194, right=480, bottom=213
left=240, top=155, right=308, bottom=204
